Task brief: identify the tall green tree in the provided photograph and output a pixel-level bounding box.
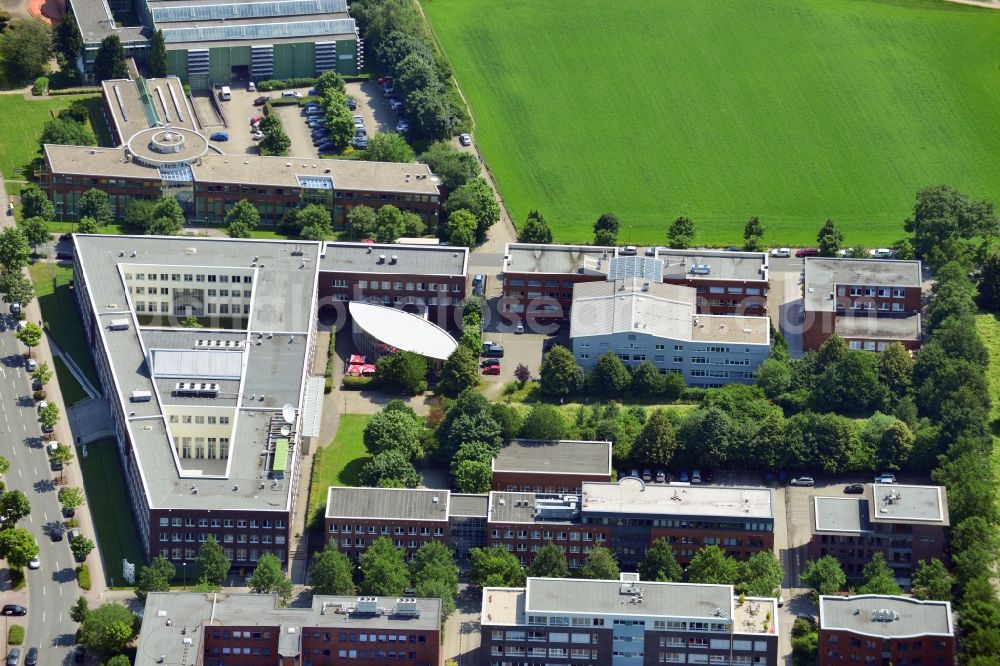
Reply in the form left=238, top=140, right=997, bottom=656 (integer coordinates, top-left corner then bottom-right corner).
left=856, top=552, right=902, bottom=595
left=519, top=403, right=568, bottom=440
left=443, top=178, right=499, bottom=244
left=470, top=546, right=525, bottom=587
left=18, top=216, right=49, bottom=250
left=58, top=486, right=85, bottom=513
left=225, top=200, right=260, bottom=239
left=375, top=350, right=428, bottom=395
left=0, top=490, right=31, bottom=525
left=373, top=204, right=405, bottom=243
left=667, top=216, right=695, bottom=249
left=40, top=117, right=96, bottom=146
left=419, top=142, right=479, bottom=190
left=76, top=216, right=101, bottom=234
left=54, top=14, right=84, bottom=64
left=578, top=545, right=620, bottom=580
left=539, top=345, right=584, bottom=396
left=437, top=346, right=479, bottom=397
left=297, top=204, right=333, bottom=241
left=360, top=536, right=410, bottom=596
left=0, top=19, right=52, bottom=81
left=452, top=459, right=492, bottom=493
left=446, top=209, right=477, bottom=248
left=134, top=556, right=175, bottom=601
left=78, top=603, right=139, bottom=655
left=743, top=216, right=766, bottom=252
left=308, top=544, right=356, bottom=595
left=816, top=218, right=843, bottom=257
left=314, top=70, right=346, bottom=97
left=50, top=442, right=74, bottom=482
left=638, top=538, right=682, bottom=583
left=359, top=450, right=420, bottom=488
left=686, top=545, right=738, bottom=585
left=364, top=131, right=415, bottom=163
left=363, top=407, right=423, bottom=460
left=248, top=553, right=293, bottom=605
left=147, top=30, right=168, bottom=77
left=0, top=527, right=38, bottom=569
left=593, top=212, right=619, bottom=246
left=911, top=559, right=953, bottom=602
left=903, top=184, right=998, bottom=268
left=321, top=89, right=356, bottom=148
left=0, top=270, right=36, bottom=308
left=70, top=596, right=90, bottom=624
left=196, top=536, right=231, bottom=587
left=802, top=556, right=846, bottom=597
left=19, top=186, right=54, bottom=222
left=588, top=351, right=631, bottom=395
left=94, top=34, right=128, bottom=82
left=347, top=205, right=377, bottom=239
left=737, top=551, right=783, bottom=597
left=15, top=322, right=42, bottom=356
left=631, top=409, right=677, bottom=466
left=148, top=197, right=185, bottom=235
left=410, top=541, right=459, bottom=619
left=0, top=227, right=31, bottom=270
left=518, top=210, right=553, bottom=244
left=528, top=543, right=570, bottom=578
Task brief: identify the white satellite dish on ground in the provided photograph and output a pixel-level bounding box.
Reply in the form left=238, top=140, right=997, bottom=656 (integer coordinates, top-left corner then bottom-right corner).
left=281, top=403, right=295, bottom=424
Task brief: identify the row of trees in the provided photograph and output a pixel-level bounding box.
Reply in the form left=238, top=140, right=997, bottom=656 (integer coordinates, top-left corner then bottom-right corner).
left=443, top=178, right=500, bottom=248
left=347, top=203, right=425, bottom=243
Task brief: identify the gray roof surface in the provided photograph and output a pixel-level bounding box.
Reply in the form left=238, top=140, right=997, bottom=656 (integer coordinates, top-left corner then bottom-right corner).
left=504, top=243, right=617, bottom=275
left=526, top=577, right=734, bottom=620
left=137, top=592, right=442, bottom=664
left=835, top=313, right=922, bottom=341
left=493, top=440, right=611, bottom=476
left=159, top=17, right=357, bottom=46
left=101, top=77, right=197, bottom=142
left=68, top=0, right=148, bottom=43
left=449, top=493, right=488, bottom=518
left=814, top=497, right=870, bottom=533
left=582, top=479, right=774, bottom=522
left=325, top=487, right=450, bottom=521
left=319, top=242, right=467, bottom=276
left=488, top=492, right=577, bottom=525
left=149, top=349, right=244, bottom=380
left=804, top=257, right=922, bottom=312
left=869, top=484, right=948, bottom=526
left=656, top=249, right=768, bottom=282
left=75, top=235, right=320, bottom=511
left=819, top=595, right=953, bottom=638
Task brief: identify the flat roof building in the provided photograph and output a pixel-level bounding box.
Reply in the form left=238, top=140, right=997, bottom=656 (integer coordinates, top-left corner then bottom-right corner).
left=570, top=279, right=770, bottom=387
left=818, top=595, right=953, bottom=666
left=74, top=235, right=324, bottom=569
left=325, top=487, right=450, bottom=560
left=482, top=575, right=779, bottom=666
left=491, top=439, right=612, bottom=492
left=136, top=591, right=441, bottom=666
left=802, top=257, right=923, bottom=351
left=810, top=484, right=948, bottom=583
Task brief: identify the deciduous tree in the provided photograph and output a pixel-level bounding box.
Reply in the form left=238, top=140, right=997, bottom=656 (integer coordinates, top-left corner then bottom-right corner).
left=347, top=205, right=377, bottom=238
left=0, top=490, right=31, bottom=524
left=743, top=216, right=765, bottom=252
left=0, top=19, right=52, bottom=81
left=446, top=209, right=477, bottom=248
left=443, top=178, right=499, bottom=244
left=79, top=188, right=113, bottom=227
left=667, top=216, right=695, bottom=249
left=519, top=403, right=568, bottom=441
left=419, top=142, right=478, bottom=190
left=76, top=217, right=101, bottom=234
left=0, top=527, right=38, bottom=569
left=470, top=546, right=524, bottom=588
left=632, top=409, right=677, bottom=466
left=528, top=543, right=569, bottom=579
left=297, top=204, right=333, bottom=241
left=308, top=544, right=355, bottom=595
left=802, top=556, right=845, bottom=597
left=78, top=603, right=139, bottom=655
left=539, top=345, right=584, bottom=396
left=588, top=351, right=630, bottom=395
left=147, top=197, right=185, bottom=236
left=518, top=210, right=553, bottom=244
left=578, top=545, right=620, bottom=580
left=360, top=536, right=410, bottom=596
left=359, top=450, right=420, bottom=488
left=737, top=551, right=783, bottom=597
left=41, top=116, right=99, bottom=147
left=630, top=361, right=663, bottom=396
left=135, top=556, right=175, bottom=601
left=196, top=535, right=230, bottom=587
left=0, top=227, right=31, bottom=270
left=410, top=541, right=458, bottom=619
left=364, top=132, right=415, bottom=163
left=225, top=200, right=260, bottom=239
left=638, top=538, right=682, bottom=583
left=19, top=187, right=54, bottom=222
left=817, top=218, right=843, bottom=257
left=452, top=459, right=491, bottom=493
left=856, top=552, right=902, bottom=595
left=593, top=213, right=619, bottom=246
left=15, top=322, right=42, bottom=356
left=248, top=553, right=293, bottom=605
left=94, top=34, right=127, bottom=82
left=50, top=441, right=73, bottom=481
left=70, top=535, right=94, bottom=561
left=911, top=559, right=952, bottom=602
left=18, top=216, right=49, bottom=250
left=686, top=545, right=738, bottom=585
left=363, top=408, right=423, bottom=460
left=58, top=486, right=85, bottom=512
left=0, top=270, right=35, bottom=308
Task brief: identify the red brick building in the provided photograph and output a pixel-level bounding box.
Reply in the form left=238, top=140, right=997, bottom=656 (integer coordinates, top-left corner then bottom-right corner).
left=655, top=248, right=769, bottom=315
left=810, top=484, right=949, bottom=584
left=802, top=257, right=923, bottom=351
left=138, top=592, right=441, bottom=666
left=491, top=439, right=612, bottom=492
left=818, top=595, right=954, bottom=666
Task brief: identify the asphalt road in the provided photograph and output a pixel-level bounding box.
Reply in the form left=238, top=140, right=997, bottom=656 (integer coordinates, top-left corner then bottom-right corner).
left=0, top=317, right=78, bottom=663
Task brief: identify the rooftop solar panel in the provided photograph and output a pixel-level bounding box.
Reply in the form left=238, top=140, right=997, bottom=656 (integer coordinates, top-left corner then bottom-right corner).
left=161, top=18, right=356, bottom=43
left=152, top=0, right=347, bottom=24
left=607, top=256, right=664, bottom=282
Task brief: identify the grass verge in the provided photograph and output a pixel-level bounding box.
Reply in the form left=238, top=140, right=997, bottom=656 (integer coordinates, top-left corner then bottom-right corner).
left=77, top=439, right=145, bottom=585
left=974, top=314, right=1000, bottom=517
left=308, top=414, right=371, bottom=525
left=28, top=261, right=100, bottom=388
left=424, top=0, right=1000, bottom=245
left=53, top=355, right=89, bottom=405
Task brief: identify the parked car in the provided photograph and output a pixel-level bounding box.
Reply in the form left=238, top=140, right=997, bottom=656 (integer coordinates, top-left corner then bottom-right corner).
left=655, top=470, right=666, bottom=483
left=870, top=248, right=895, bottom=259
left=1, top=605, right=26, bottom=616
left=27, top=556, right=40, bottom=570
left=346, top=96, right=357, bottom=110
left=482, top=364, right=501, bottom=376
left=353, top=115, right=365, bottom=126
left=281, top=90, right=302, bottom=98
left=209, top=132, right=229, bottom=142
left=252, top=96, right=270, bottom=106
left=620, top=245, right=638, bottom=256
left=770, top=247, right=792, bottom=258
left=24, top=648, right=37, bottom=666
left=795, top=247, right=819, bottom=258
left=390, top=99, right=403, bottom=112
left=26, top=358, right=37, bottom=372
left=351, top=136, right=368, bottom=149
left=844, top=483, right=865, bottom=494
left=246, top=81, right=256, bottom=92
left=641, top=469, right=652, bottom=482
left=790, top=476, right=815, bottom=487
left=874, top=473, right=897, bottom=484
left=58, top=233, right=72, bottom=242
left=482, top=342, right=504, bottom=358
left=691, top=470, right=702, bottom=484
left=629, top=469, right=639, bottom=478
left=480, top=358, right=500, bottom=368
left=644, top=246, right=667, bottom=256
left=515, top=323, right=525, bottom=334
left=383, top=86, right=395, bottom=97
left=251, top=131, right=264, bottom=141
left=472, top=273, right=485, bottom=295
left=55, top=251, right=73, bottom=261
left=317, top=142, right=336, bottom=153
left=36, top=400, right=48, bottom=413
left=6, top=647, right=19, bottom=666
left=395, top=121, right=410, bottom=133
left=307, top=88, right=317, bottom=96
left=678, top=470, right=689, bottom=482
left=459, top=133, right=472, bottom=146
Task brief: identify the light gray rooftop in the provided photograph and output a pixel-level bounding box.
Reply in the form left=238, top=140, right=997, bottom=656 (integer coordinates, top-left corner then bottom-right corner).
left=835, top=313, right=922, bottom=341
left=101, top=77, right=197, bottom=142
left=325, top=487, right=450, bottom=522
left=493, top=439, right=612, bottom=476
left=137, top=592, right=442, bottom=664
left=528, top=577, right=734, bottom=619
left=819, top=595, right=953, bottom=638
left=449, top=493, right=488, bottom=518
left=504, top=243, right=617, bottom=275
left=320, top=241, right=467, bottom=276
left=869, top=484, right=948, bottom=526
left=804, top=257, right=922, bottom=312
left=582, top=479, right=774, bottom=522
left=656, top=248, right=768, bottom=282
left=74, top=235, right=320, bottom=511
left=814, top=497, right=870, bottom=533
left=488, top=492, right=578, bottom=525
left=67, top=0, right=148, bottom=43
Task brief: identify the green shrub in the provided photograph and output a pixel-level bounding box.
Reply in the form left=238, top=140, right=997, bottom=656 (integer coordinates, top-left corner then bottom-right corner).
left=48, top=87, right=101, bottom=96
left=323, top=326, right=337, bottom=393
left=32, top=77, right=49, bottom=95
left=680, top=387, right=707, bottom=403
left=256, top=77, right=317, bottom=91
left=342, top=376, right=373, bottom=390
left=76, top=564, right=91, bottom=590
left=8, top=624, right=24, bottom=645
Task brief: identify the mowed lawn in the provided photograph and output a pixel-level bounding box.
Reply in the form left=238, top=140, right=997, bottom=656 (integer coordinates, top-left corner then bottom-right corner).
left=424, top=0, right=1000, bottom=246
left=307, top=414, right=371, bottom=525
left=0, top=94, right=102, bottom=194
left=974, top=315, right=1000, bottom=514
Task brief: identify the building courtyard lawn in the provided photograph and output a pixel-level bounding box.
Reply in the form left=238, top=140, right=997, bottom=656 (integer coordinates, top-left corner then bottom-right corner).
left=424, top=0, right=1000, bottom=246
left=52, top=356, right=89, bottom=406
left=77, top=439, right=146, bottom=586
left=307, top=414, right=371, bottom=525
left=28, top=261, right=101, bottom=388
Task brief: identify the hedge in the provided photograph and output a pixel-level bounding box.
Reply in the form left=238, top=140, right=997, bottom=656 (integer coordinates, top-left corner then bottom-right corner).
left=8, top=624, right=23, bottom=645
left=324, top=326, right=337, bottom=394
left=342, top=376, right=373, bottom=390
left=49, top=87, right=101, bottom=96
left=256, top=77, right=317, bottom=91
left=32, top=77, right=49, bottom=96
left=76, top=564, right=91, bottom=590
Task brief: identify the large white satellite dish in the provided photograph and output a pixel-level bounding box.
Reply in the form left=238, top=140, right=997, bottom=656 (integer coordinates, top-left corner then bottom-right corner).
left=281, top=403, right=295, bottom=424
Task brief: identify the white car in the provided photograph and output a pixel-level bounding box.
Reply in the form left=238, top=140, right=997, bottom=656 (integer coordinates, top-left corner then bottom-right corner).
left=281, top=91, right=302, bottom=98
left=459, top=133, right=472, bottom=146
left=28, top=556, right=40, bottom=570
left=37, top=400, right=49, bottom=413
left=874, top=473, right=897, bottom=484
left=870, top=248, right=895, bottom=259
left=247, top=81, right=256, bottom=92
left=770, top=248, right=792, bottom=258
left=251, top=132, right=264, bottom=141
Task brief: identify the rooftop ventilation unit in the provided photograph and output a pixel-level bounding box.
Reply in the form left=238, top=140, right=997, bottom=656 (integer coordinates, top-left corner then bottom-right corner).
left=872, top=609, right=900, bottom=622
left=130, top=390, right=152, bottom=402
left=172, top=382, right=219, bottom=398
left=390, top=255, right=398, bottom=264
left=394, top=598, right=419, bottom=617
left=109, top=319, right=130, bottom=331
left=689, top=264, right=711, bottom=275
left=356, top=597, right=379, bottom=615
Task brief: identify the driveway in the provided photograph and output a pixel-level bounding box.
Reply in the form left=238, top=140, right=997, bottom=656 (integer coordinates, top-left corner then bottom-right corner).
left=442, top=584, right=481, bottom=666
left=213, top=85, right=268, bottom=156
left=272, top=104, right=317, bottom=158
left=346, top=80, right=396, bottom=136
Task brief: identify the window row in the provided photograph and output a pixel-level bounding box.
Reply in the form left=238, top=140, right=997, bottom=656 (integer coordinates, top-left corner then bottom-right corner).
left=159, top=516, right=285, bottom=529
left=126, top=273, right=253, bottom=284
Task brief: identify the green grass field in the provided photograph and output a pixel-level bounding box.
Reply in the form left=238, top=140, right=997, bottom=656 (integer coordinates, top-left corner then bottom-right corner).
left=307, top=414, right=371, bottom=525
left=77, top=439, right=146, bottom=585
left=0, top=93, right=102, bottom=195
left=28, top=261, right=101, bottom=388
left=52, top=356, right=89, bottom=406
left=423, top=0, right=1000, bottom=246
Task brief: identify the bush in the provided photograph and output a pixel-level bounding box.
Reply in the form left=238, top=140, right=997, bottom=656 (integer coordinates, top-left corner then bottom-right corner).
left=7, top=624, right=23, bottom=645
left=32, top=390, right=45, bottom=401
left=32, top=76, right=48, bottom=95
left=76, top=564, right=91, bottom=590
left=324, top=327, right=337, bottom=394
left=681, top=387, right=707, bottom=403
left=342, top=376, right=373, bottom=390
left=48, top=86, right=101, bottom=96
left=256, top=77, right=317, bottom=91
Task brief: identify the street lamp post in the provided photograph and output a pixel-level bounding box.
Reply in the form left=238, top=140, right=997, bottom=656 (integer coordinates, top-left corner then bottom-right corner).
left=182, top=562, right=187, bottom=589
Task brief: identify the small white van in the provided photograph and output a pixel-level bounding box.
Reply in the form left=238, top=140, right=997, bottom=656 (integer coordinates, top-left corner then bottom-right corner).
left=219, top=86, right=232, bottom=101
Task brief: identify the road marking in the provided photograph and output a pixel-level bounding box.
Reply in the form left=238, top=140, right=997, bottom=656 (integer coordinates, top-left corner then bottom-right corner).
left=59, top=586, right=62, bottom=596
left=54, top=560, right=58, bottom=569
left=33, top=467, right=37, bottom=476
left=42, top=611, right=45, bottom=623
left=16, top=468, right=20, bottom=477
left=43, top=512, right=47, bottom=522
left=42, top=586, right=45, bottom=595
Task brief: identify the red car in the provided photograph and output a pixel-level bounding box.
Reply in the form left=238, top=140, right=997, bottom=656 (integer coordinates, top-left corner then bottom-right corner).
left=482, top=364, right=501, bottom=376
left=795, top=247, right=819, bottom=258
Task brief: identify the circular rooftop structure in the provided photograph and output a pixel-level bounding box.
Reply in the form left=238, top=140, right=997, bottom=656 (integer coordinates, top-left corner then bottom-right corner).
left=349, top=302, right=458, bottom=361
left=127, top=126, right=209, bottom=168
